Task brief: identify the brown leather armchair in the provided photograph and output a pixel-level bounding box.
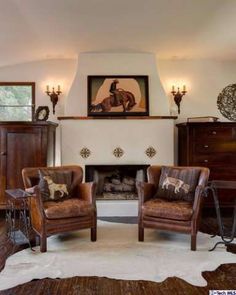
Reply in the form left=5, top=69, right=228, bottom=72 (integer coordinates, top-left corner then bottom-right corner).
left=137, top=166, right=209, bottom=251
left=22, top=166, right=97, bottom=252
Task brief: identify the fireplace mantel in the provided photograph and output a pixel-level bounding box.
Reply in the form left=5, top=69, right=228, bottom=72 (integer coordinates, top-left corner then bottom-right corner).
left=58, top=116, right=177, bottom=120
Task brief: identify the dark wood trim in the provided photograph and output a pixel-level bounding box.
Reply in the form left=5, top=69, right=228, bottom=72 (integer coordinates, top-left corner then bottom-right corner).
left=31, top=82, right=36, bottom=120
left=58, top=116, right=178, bottom=120
left=53, top=129, right=56, bottom=166
left=0, top=82, right=35, bottom=86
left=176, top=122, right=236, bottom=126
left=0, top=121, right=58, bottom=126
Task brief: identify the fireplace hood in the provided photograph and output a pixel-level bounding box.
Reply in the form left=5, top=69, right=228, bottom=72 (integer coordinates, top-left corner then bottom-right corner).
left=65, top=53, right=169, bottom=116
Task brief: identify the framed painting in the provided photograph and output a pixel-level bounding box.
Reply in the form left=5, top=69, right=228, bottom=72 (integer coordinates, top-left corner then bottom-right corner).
left=87, top=75, right=149, bottom=117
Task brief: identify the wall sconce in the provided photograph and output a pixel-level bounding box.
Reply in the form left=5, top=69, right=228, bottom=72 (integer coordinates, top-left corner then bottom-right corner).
left=45, top=85, right=62, bottom=114
left=171, top=85, right=187, bottom=114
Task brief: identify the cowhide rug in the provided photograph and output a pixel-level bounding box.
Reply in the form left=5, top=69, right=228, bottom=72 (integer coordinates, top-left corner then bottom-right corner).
left=0, top=221, right=235, bottom=290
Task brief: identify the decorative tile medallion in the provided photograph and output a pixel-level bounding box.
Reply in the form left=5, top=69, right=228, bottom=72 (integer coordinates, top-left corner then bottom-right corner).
left=145, top=146, right=156, bottom=158
left=80, top=147, right=91, bottom=159
left=113, top=147, right=124, bottom=158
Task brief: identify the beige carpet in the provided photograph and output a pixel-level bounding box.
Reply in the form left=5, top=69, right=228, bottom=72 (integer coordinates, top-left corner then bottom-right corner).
left=0, top=221, right=235, bottom=290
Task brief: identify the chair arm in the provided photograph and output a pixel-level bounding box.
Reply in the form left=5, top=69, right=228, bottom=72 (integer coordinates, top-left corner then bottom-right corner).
left=78, top=182, right=96, bottom=205
left=192, top=185, right=205, bottom=220
left=136, top=182, right=155, bottom=205
left=28, top=186, right=46, bottom=233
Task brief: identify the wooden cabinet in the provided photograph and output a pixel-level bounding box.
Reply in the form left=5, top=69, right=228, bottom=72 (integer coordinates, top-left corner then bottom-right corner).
left=0, top=122, right=57, bottom=208
left=176, top=122, right=236, bottom=207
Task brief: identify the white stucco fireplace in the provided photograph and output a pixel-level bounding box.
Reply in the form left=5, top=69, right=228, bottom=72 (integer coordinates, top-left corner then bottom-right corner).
left=58, top=52, right=175, bottom=216
left=59, top=117, right=175, bottom=216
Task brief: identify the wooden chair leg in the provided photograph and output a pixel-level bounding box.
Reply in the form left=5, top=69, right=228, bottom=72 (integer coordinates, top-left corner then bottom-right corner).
left=191, top=234, right=196, bottom=251
left=40, top=234, right=47, bottom=252
left=139, top=226, right=144, bottom=242
left=91, top=226, right=97, bottom=242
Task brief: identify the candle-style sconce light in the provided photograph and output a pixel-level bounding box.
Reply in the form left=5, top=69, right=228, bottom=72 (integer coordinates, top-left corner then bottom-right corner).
left=171, top=85, right=187, bottom=114
left=45, top=85, right=62, bottom=114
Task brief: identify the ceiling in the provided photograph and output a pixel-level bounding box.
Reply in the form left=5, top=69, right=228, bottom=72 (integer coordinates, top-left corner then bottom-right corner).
left=0, top=0, right=236, bottom=67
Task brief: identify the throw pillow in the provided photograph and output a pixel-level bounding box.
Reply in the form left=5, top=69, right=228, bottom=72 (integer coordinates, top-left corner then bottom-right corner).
left=155, top=166, right=201, bottom=202
left=38, top=169, right=72, bottom=201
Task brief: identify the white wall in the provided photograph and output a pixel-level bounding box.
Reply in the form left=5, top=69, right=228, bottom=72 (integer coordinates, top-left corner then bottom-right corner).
left=0, top=58, right=77, bottom=120
left=157, top=58, right=236, bottom=123
left=61, top=119, right=174, bottom=167
left=0, top=58, right=77, bottom=164
left=157, top=58, right=236, bottom=164
left=0, top=55, right=235, bottom=168
left=1, top=56, right=235, bottom=123
left=66, top=53, right=169, bottom=116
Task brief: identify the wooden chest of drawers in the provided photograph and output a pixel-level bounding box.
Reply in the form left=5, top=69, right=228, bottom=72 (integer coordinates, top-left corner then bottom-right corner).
left=176, top=122, right=236, bottom=207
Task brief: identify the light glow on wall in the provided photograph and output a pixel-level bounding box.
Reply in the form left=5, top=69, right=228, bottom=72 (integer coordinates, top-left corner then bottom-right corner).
left=163, top=78, right=191, bottom=94
left=40, top=79, right=66, bottom=93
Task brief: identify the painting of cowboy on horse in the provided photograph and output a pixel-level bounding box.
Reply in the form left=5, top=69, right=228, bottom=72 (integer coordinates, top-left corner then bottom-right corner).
left=90, top=79, right=136, bottom=113
left=88, top=76, right=149, bottom=116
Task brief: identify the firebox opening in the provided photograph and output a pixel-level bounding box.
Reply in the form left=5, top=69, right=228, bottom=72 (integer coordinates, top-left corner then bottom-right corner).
left=85, top=165, right=149, bottom=200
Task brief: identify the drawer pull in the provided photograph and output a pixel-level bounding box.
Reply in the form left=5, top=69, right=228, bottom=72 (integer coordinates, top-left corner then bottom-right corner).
left=212, top=131, right=217, bottom=135
left=204, top=145, right=209, bottom=148
left=204, top=159, right=208, bottom=163
left=0, top=152, right=6, bottom=156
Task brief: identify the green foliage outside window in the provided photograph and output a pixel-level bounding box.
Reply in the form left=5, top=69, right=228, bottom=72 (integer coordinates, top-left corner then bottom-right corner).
left=0, top=84, right=34, bottom=121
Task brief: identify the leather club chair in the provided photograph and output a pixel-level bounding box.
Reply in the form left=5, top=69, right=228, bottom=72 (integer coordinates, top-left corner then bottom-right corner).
left=137, top=166, right=210, bottom=251
left=22, top=166, right=97, bottom=252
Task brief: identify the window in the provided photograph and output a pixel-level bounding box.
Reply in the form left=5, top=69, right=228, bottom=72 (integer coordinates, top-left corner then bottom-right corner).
left=0, top=82, right=35, bottom=121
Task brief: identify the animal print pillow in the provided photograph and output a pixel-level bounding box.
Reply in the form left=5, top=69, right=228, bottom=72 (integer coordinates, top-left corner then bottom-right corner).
left=38, top=169, right=72, bottom=202
left=155, top=166, right=201, bottom=202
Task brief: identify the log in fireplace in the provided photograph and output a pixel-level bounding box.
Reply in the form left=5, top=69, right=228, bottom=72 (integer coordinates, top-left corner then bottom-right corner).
left=85, top=165, right=149, bottom=200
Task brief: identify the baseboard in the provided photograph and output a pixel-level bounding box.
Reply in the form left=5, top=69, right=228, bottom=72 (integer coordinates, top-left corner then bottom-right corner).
left=97, top=200, right=138, bottom=217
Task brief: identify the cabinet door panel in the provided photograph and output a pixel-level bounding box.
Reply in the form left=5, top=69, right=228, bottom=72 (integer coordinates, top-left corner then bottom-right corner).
left=0, top=123, right=57, bottom=208
left=5, top=128, right=42, bottom=189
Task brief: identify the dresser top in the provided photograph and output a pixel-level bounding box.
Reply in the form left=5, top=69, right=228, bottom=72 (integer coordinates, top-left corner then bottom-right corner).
left=176, top=122, right=236, bottom=127
left=0, top=121, right=58, bottom=127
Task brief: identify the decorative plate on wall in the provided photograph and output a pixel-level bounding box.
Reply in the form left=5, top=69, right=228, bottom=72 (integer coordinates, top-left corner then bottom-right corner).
left=217, top=84, right=236, bottom=121
left=35, top=106, right=49, bottom=121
